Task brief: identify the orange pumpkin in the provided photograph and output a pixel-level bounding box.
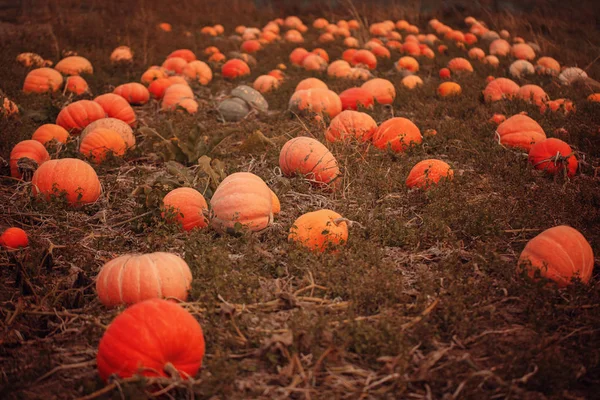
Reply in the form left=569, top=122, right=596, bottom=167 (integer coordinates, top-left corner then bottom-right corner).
left=9, top=140, right=50, bottom=178
left=302, top=54, right=328, bottom=72
left=279, top=136, right=340, bottom=187
left=351, top=50, right=377, bottom=69
left=253, top=75, right=280, bottom=93
left=339, top=88, right=374, bottom=111
left=489, top=114, right=506, bottom=125
left=342, top=49, right=357, bottom=63
left=96, top=253, right=193, bottom=307
left=289, top=209, right=348, bottom=252
left=511, top=43, right=536, bottom=60
left=401, top=75, right=423, bottom=89
left=110, top=46, right=133, bottom=63
left=162, top=84, right=194, bottom=111
left=361, top=78, right=395, bottom=104
left=140, top=66, right=167, bottom=84
left=210, top=172, right=273, bottom=234
left=372, top=117, right=422, bottom=152
left=402, top=41, right=421, bottom=56
left=0, top=227, right=29, bottom=250
left=483, top=78, right=520, bottom=102
left=396, top=56, right=419, bottom=72
left=437, top=82, right=462, bottom=97
left=221, top=59, right=250, bottom=79
left=495, top=115, right=546, bottom=151
left=468, top=47, right=485, bottom=60
left=528, top=138, right=577, bottom=177
left=65, top=76, right=89, bottom=95
left=97, top=299, right=205, bottom=381
left=79, top=128, right=127, bottom=163
left=175, top=98, right=198, bottom=114
left=23, top=68, right=64, bottom=93
left=114, top=83, right=150, bottom=105
left=518, top=226, right=593, bottom=287
left=241, top=39, right=262, bottom=53
left=447, top=57, right=473, bottom=73
left=32, top=158, right=101, bottom=205
left=517, top=85, right=549, bottom=109
left=148, top=78, right=174, bottom=100
left=82, top=118, right=135, bottom=149
left=326, top=110, right=377, bottom=143
left=406, top=159, right=453, bottom=189
left=182, top=61, right=212, bottom=85
left=32, top=124, right=69, bottom=145
left=158, top=22, right=172, bottom=32
left=56, top=100, right=106, bottom=134
left=489, top=39, right=511, bottom=56
left=289, top=88, right=342, bottom=118
left=295, top=78, right=327, bottom=92
left=94, top=94, right=136, bottom=126
left=167, top=49, right=196, bottom=62
left=536, top=57, right=560, bottom=76
left=270, top=189, right=280, bottom=214
left=55, top=56, right=93, bottom=75
left=289, top=48, right=309, bottom=66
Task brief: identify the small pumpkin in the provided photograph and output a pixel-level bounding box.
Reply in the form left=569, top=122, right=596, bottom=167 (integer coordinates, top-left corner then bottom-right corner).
left=32, top=158, right=101, bottom=205
left=396, top=56, right=419, bottom=72
left=162, top=188, right=209, bottom=231
left=289, top=209, right=348, bottom=252
left=437, top=82, right=462, bottom=97
left=221, top=59, right=250, bottom=79
left=65, top=76, right=89, bottom=95
left=110, top=46, right=133, bottom=63
left=351, top=50, right=377, bottom=69
left=182, top=61, right=213, bottom=85
left=56, top=100, right=106, bottom=134
left=558, top=68, right=588, bottom=86
left=289, top=48, right=309, bottom=66
left=79, top=128, right=127, bottom=163
left=361, top=78, right=396, bottom=104
left=96, top=299, right=205, bottom=381
left=210, top=172, right=273, bottom=234
left=55, top=56, right=93, bottom=75
left=536, top=57, right=560, bottom=76
left=511, top=43, right=536, bottom=60
left=447, top=57, right=473, bottom=73
left=495, top=114, right=546, bottom=151
left=528, top=138, right=577, bottom=177
left=509, top=60, right=535, bottom=78
left=253, top=75, right=280, bottom=93
left=372, top=117, right=422, bottom=152
left=94, top=94, right=136, bottom=126
left=406, top=159, right=453, bottom=189
left=96, top=252, right=193, bottom=307
left=489, top=39, right=511, bottom=56
left=32, top=124, right=70, bottom=145
left=279, top=136, right=340, bottom=187
left=82, top=118, right=135, bottom=149
left=9, top=140, right=50, bottom=179
left=114, top=83, right=150, bottom=105
left=401, top=75, right=423, bottom=89
left=326, top=110, right=377, bottom=143
left=517, top=226, right=593, bottom=287
left=23, top=68, right=64, bottom=93
left=0, top=227, right=29, bottom=250
left=516, top=85, right=549, bottom=109
left=141, top=66, right=167, bottom=84
left=161, top=84, right=194, bottom=111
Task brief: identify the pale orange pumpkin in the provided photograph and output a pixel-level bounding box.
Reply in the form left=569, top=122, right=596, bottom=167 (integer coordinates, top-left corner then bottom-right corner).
left=110, top=46, right=133, bottom=63
left=114, top=83, right=150, bottom=105
left=483, top=78, right=520, bottom=102
left=79, top=128, right=127, bottom=163
left=65, top=76, right=89, bottom=95
left=253, top=75, right=280, bottom=93
left=182, top=61, right=213, bottom=85
left=396, top=56, right=419, bottom=72
left=406, top=159, right=453, bottom=189
left=447, top=57, right=473, bottom=73
left=289, top=88, right=342, bottom=118
left=289, top=209, right=348, bottom=252
left=326, top=110, right=377, bottom=143
left=167, top=49, right=196, bottom=62
left=279, top=136, right=340, bottom=187
left=295, top=78, right=328, bottom=92
left=163, top=188, right=209, bottom=231
left=23, top=68, right=64, bottom=93
left=82, top=118, right=135, bottom=149
left=437, top=82, right=462, bottom=97
left=32, top=158, right=101, bottom=205
left=161, top=84, right=194, bottom=111
left=372, top=117, right=422, bottom=152
left=495, top=114, right=546, bottom=151
left=55, top=56, right=93, bottom=75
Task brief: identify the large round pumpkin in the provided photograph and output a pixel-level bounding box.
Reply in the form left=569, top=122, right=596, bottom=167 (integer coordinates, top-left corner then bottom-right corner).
left=361, top=78, right=396, bottom=104
left=55, top=56, right=93, bottom=75
left=96, top=298, right=205, bottom=381
left=94, top=93, right=136, bottom=126
left=31, top=124, right=70, bottom=145
left=182, top=61, right=213, bottom=85
left=167, top=49, right=196, bottom=62
left=406, top=159, right=454, bottom=189
left=79, top=128, right=127, bottom=163
left=372, top=117, right=422, bottom=152
left=339, top=88, right=374, bottom=111
left=210, top=172, right=273, bottom=234
left=221, top=59, right=250, bottom=79
left=96, top=252, right=193, bottom=307
left=56, top=100, right=106, bottom=134
left=162, top=84, right=194, bottom=111
left=162, top=57, right=188, bottom=74
left=81, top=118, right=135, bottom=149
left=162, top=188, right=209, bottom=231
left=289, top=88, right=342, bottom=118
left=23, top=67, right=64, bottom=94
left=289, top=209, right=348, bottom=252
left=279, top=137, right=340, bottom=187
left=295, top=78, right=327, bottom=92
left=32, top=158, right=101, bottom=205
left=9, top=140, right=51, bottom=178
left=517, top=226, right=593, bottom=287
left=113, top=83, right=150, bottom=105
left=483, top=78, right=520, bottom=102
left=495, top=115, right=546, bottom=151
left=528, top=138, right=577, bottom=177
left=326, top=110, right=377, bottom=143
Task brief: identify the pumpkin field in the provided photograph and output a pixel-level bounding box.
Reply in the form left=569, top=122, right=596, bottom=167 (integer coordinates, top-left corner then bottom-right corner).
left=1, top=0, right=600, bottom=398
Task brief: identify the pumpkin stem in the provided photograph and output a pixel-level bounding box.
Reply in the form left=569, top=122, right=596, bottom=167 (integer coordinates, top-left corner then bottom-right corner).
left=333, top=217, right=365, bottom=229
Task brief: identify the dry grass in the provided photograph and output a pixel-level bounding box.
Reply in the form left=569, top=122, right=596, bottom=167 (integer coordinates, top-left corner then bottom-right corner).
left=0, top=1, right=599, bottom=399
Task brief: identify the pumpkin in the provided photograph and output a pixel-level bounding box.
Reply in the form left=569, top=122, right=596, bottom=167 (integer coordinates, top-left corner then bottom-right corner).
left=339, top=88, right=374, bottom=111
left=489, top=39, right=511, bottom=56
left=406, top=159, right=453, bottom=189
left=82, top=118, right=135, bottom=149
left=221, top=59, right=250, bottom=79
left=162, top=84, right=194, bottom=111
left=148, top=78, right=174, bottom=100
left=181, top=61, right=212, bottom=85
left=141, top=66, right=167, bottom=84
left=158, top=22, right=172, bottom=31
left=587, top=93, right=600, bottom=102
left=489, top=114, right=506, bottom=125
left=94, top=94, right=136, bottom=126
left=110, top=46, right=133, bottom=63
left=32, top=124, right=69, bottom=145
left=79, top=128, right=127, bottom=163
left=0, top=227, right=29, bottom=250
left=23, top=68, right=64, bottom=93
left=439, top=68, right=451, bottom=79
left=342, top=49, right=357, bottom=63
left=289, top=88, right=342, bottom=118
left=268, top=69, right=286, bottom=81
left=32, top=158, right=101, bottom=205
left=437, top=82, right=462, bottom=97
left=516, top=85, right=549, bottom=109
left=176, top=99, right=198, bottom=114
left=289, top=209, right=348, bottom=252
left=55, top=56, right=93, bottom=75
left=484, top=55, right=500, bottom=67
left=343, top=37, right=359, bottom=48
left=371, top=45, right=391, bottom=59
left=167, top=49, right=196, bottom=62
left=361, top=78, right=395, bottom=104
left=536, top=57, right=560, bottom=76
left=279, top=136, right=340, bottom=187
left=401, top=75, right=423, bottom=89
left=10, top=140, right=50, bottom=178
left=348, top=67, right=373, bottom=81
left=517, top=226, right=593, bottom=287
left=402, top=41, right=421, bottom=56
left=96, top=253, right=193, bottom=307
left=509, top=60, right=535, bottom=78
left=253, top=75, right=280, bottom=93
left=56, top=100, right=106, bottom=134
left=209, top=172, right=273, bottom=234
left=483, top=78, right=520, bottom=102
left=372, top=117, right=422, bottom=152
left=495, top=114, right=546, bottom=151
left=351, top=50, right=377, bottom=69
left=204, top=46, right=220, bottom=56
left=241, top=39, right=261, bottom=53
left=214, top=24, right=224, bottom=34
left=447, top=57, right=473, bottom=73
left=528, top=138, right=577, bottom=177
left=559, top=68, right=588, bottom=85
left=114, top=83, right=150, bottom=105
left=326, top=110, right=377, bottom=143
left=313, top=18, right=329, bottom=29
left=65, top=76, right=89, bottom=95
left=270, top=189, right=280, bottom=214
left=302, top=54, right=328, bottom=72
left=289, top=48, right=309, bottom=66
left=468, top=47, right=485, bottom=60
left=96, top=299, right=205, bottom=380
left=201, top=26, right=217, bottom=36
left=395, top=56, right=419, bottom=72
left=511, top=43, right=536, bottom=60
left=295, top=78, right=328, bottom=92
